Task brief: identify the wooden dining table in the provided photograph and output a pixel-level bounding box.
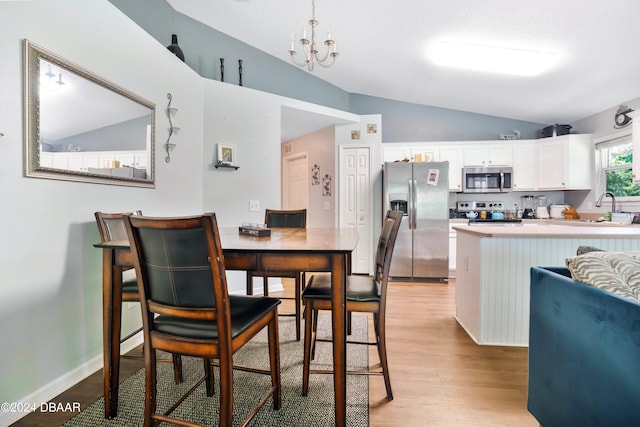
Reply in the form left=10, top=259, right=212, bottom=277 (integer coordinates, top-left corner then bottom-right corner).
left=94, top=226, right=358, bottom=427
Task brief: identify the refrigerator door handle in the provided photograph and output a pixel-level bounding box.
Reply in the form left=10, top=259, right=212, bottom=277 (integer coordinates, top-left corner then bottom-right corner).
left=412, top=179, right=418, bottom=229
left=408, top=180, right=413, bottom=229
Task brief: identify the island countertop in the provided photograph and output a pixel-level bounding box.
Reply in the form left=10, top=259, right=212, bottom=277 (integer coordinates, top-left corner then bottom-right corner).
left=452, top=221, right=640, bottom=238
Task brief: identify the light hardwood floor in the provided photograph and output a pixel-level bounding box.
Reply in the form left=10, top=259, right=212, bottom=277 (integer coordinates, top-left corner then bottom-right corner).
left=11, top=277, right=539, bottom=426
left=367, top=278, right=538, bottom=427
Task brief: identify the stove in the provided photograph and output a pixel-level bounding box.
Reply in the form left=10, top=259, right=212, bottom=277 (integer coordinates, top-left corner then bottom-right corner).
left=452, top=200, right=522, bottom=223
left=451, top=200, right=505, bottom=218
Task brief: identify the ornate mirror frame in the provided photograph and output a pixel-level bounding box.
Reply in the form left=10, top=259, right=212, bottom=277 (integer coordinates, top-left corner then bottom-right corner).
left=23, top=39, right=156, bottom=188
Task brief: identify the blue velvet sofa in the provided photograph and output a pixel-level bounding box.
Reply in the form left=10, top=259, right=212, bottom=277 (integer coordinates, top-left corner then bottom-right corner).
left=528, top=266, right=640, bottom=427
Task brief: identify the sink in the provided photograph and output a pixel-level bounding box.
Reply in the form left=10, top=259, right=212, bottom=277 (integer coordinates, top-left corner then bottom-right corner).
left=611, top=212, right=633, bottom=224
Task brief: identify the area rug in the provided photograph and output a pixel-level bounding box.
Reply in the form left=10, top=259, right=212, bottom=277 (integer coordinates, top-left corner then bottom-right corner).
left=63, top=314, right=369, bottom=426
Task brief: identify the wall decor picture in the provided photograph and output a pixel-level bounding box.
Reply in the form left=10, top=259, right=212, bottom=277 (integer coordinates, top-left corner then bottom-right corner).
left=351, top=130, right=360, bottom=139
left=367, top=123, right=377, bottom=133
left=323, top=174, right=332, bottom=196
left=217, top=143, right=236, bottom=166
left=311, top=164, right=320, bottom=185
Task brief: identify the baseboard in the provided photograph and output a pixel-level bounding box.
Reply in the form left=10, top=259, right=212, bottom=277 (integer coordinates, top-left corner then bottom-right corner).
left=0, top=333, right=143, bottom=427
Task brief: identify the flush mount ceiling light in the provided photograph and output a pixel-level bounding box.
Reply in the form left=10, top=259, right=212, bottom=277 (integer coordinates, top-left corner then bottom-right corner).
left=431, top=41, right=556, bottom=76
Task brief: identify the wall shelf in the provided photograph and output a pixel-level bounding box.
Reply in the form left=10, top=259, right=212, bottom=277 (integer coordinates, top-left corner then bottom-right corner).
left=215, top=161, right=239, bottom=170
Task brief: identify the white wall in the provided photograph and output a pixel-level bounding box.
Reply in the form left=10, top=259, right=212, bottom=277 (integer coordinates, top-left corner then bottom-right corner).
left=0, top=3, right=204, bottom=422
left=0, top=4, right=359, bottom=423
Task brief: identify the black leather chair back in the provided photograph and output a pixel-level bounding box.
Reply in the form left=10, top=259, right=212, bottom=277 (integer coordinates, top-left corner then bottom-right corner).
left=265, top=209, right=307, bottom=228
left=125, top=213, right=228, bottom=315
left=134, top=226, right=216, bottom=308
left=376, top=210, right=402, bottom=285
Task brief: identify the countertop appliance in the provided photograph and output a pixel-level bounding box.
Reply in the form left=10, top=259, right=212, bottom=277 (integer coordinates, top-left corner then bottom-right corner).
left=383, top=161, right=449, bottom=280
left=454, top=200, right=522, bottom=224
left=462, top=166, right=513, bottom=193
left=521, top=195, right=536, bottom=219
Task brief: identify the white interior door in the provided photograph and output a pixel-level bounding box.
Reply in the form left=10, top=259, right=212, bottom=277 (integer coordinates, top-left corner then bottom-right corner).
left=283, top=152, right=309, bottom=210
left=339, top=145, right=373, bottom=275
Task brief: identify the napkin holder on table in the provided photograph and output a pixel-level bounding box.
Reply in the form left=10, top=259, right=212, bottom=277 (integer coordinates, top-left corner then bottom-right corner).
left=238, top=225, right=271, bottom=237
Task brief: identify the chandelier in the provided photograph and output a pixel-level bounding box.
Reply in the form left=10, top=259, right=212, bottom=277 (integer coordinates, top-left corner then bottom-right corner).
left=288, top=0, right=338, bottom=71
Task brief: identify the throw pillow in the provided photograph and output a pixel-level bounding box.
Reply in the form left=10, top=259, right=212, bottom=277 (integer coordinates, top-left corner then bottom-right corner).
left=566, top=251, right=640, bottom=301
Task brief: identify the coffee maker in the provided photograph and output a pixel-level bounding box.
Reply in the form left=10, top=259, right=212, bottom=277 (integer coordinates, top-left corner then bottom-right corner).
left=521, top=195, right=535, bottom=219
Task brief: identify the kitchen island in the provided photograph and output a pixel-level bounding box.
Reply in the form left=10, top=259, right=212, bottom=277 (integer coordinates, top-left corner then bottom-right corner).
left=452, top=222, right=640, bottom=346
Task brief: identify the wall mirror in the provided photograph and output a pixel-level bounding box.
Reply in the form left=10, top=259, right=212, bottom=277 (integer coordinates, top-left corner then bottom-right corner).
left=23, top=39, right=156, bottom=188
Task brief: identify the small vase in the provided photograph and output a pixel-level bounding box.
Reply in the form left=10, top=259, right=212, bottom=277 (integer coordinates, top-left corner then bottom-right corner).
left=167, top=34, right=185, bottom=62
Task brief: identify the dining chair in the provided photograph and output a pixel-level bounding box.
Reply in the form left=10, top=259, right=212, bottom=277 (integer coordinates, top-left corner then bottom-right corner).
left=301, top=210, right=402, bottom=400
left=94, top=211, right=184, bottom=384
left=124, top=213, right=281, bottom=427
left=246, top=208, right=307, bottom=341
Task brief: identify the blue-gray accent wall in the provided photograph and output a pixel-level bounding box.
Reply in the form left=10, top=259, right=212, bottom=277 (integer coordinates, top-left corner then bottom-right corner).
left=110, top=0, right=544, bottom=142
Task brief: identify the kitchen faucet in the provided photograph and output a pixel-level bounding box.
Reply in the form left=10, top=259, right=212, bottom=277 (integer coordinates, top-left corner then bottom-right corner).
left=595, top=191, right=617, bottom=213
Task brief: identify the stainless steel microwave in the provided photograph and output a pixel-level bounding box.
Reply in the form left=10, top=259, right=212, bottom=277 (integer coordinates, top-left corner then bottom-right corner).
left=462, top=166, right=513, bottom=193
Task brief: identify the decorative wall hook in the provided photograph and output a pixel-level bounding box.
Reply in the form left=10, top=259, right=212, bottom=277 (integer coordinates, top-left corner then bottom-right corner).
left=165, top=93, right=178, bottom=163
left=220, top=58, right=225, bottom=82
left=238, top=59, right=243, bottom=86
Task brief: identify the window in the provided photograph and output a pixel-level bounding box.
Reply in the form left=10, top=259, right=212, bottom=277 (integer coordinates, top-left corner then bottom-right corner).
left=596, top=134, right=640, bottom=198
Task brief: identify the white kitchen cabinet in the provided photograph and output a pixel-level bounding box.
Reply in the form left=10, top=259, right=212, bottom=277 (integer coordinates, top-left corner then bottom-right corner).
left=412, top=145, right=439, bottom=163
left=382, top=145, right=412, bottom=163
left=630, top=110, right=640, bottom=183
left=463, top=144, right=512, bottom=166
left=536, top=134, right=592, bottom=190
left=439, top=145, right=464, bottom=192
left=449, top=222, right=457, bottom=275
left=511, top=142, right=536, bottom=191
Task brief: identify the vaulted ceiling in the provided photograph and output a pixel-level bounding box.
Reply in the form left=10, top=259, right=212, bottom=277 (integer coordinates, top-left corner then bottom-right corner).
left=169, top=0, right=640, bottom=125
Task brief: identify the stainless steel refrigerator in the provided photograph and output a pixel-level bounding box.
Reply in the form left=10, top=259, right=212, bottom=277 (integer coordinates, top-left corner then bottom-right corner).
left=383, top=161, right=449, bottom=280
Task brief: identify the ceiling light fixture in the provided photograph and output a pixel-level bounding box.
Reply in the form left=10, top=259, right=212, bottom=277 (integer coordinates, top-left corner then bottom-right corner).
left=431, top=41, right=556, bottom=76
left=288, top=0, right=338, bottom=71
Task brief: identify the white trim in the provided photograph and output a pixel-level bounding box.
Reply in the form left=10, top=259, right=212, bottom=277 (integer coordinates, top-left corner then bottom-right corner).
left=593, top=129, right=632, bottom=144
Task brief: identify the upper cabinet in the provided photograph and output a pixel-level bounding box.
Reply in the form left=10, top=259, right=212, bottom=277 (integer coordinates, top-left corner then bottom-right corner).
left=382, top=134, right=593, bottom=192
left=511, top=142, right=536, bottom=191
left=382, top=145, right=412, bottom=163
left=439, top=145, right=464, bottom=192
left=463, top=144, right=512, bottom=167
left=535, top=134, right=592, bottom=190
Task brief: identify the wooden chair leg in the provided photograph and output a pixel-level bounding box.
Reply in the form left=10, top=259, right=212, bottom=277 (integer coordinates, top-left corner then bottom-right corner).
left=311, top=307, right=319, bottom=360
left=302, top=304, right=313, bottom=396
left=218, top=354, right=234, bottom=427
left=204, top=358, right=215, bottom=397
left=172, top=354, right=183, bottom=384
left=268, top=315, right=282, bottom=409
left=246, top=271, right=254, bottom=295
left=375, top=313, right=393, bottom=400
left=143, top=349, right=157, bottom=427
left=294, top=274, right=302, bottom=341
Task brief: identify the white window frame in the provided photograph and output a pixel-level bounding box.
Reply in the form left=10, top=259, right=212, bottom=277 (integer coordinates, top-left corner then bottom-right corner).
left=594, top=130, right=640, bottom=204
